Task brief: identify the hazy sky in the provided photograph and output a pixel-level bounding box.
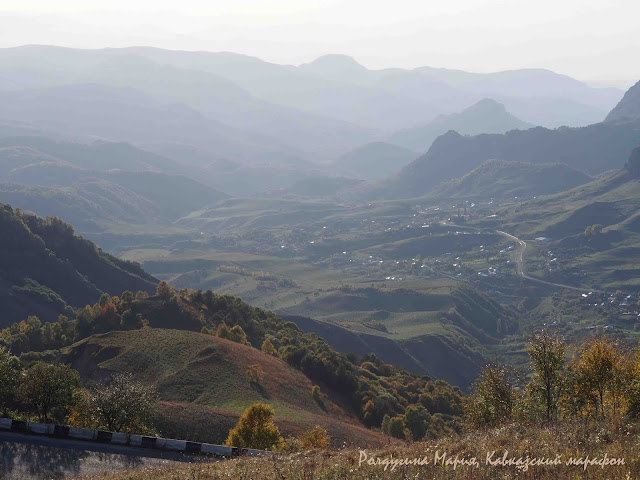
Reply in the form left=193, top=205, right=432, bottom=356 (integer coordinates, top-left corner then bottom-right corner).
left=2, top=0, right=639, bottom=86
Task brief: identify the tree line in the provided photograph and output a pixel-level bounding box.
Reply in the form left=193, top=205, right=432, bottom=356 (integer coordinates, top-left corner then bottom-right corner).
left=0, top=283, right=465, bottom=440
left=0, top=347, right=157, bottom=434
left=465, top=331, right=640, bottom=428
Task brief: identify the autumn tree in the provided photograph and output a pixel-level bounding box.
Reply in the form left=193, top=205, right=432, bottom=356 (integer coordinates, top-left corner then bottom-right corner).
left=120, top=290, right=133, bottom=307
left=229, top=325, right=249, bottom=345
left=611, top=346, right=634, bottom=417
left=217, top=322, right=249, bottom=345
left=98, top=293, right=111, bottom=308
left=18, top=363, right=81, bottom=423
left=75, top=305, right=95, bottom=338
left=465, top=362, right=519, bottom=428
left=216, top=321, right=231, bottom=339
left=381, top=414, right=391, bottom=435
left=572, top=337, right=619, bottom=418
left=526, top=330, right=566, bottom=422
left=559, top=357, right=598, bottom=422
left=156, top=281, right=174, bottom=301
left=261, top=338, right=278, bottom=356
left=627, top=344, right=640, bottom=419
left=226, top=403, right=284, bottom=450
left=584, top=224, right=603, bottom=236
left=67, top=388, right=99, bottom=429
left=362, top=393, right=402, bottom=427
left=135, top=290, right=149, bottom=301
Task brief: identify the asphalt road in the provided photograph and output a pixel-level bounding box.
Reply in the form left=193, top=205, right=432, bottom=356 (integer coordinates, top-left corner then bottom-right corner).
left=496, top=230, right=603, bottom=293
left=0, top=431, right=214, bottom=479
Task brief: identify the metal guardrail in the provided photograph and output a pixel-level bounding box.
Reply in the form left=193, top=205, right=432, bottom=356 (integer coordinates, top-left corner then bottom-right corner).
left=0, top=417, right=267, bottom=458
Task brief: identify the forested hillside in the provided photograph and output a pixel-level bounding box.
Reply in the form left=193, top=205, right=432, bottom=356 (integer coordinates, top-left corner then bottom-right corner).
left=0, top=204, right=157, bottom=327
left=1, top=284, right=465, bottom=443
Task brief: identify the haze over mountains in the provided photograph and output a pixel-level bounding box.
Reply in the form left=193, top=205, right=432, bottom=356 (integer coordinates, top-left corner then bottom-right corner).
left=605, top=80, right=640, bottom=123
left=389, top=98, right=532, bottom=154
left=0, top=45, right=622, bottom=142
left=367, top=85, right=640, bottom=200
left=0, top=137, right=228, bottom=230
left=0, top=44, right=632, bottom=218
left=2, top=44, right=640, bottom=408
left=336, top=142, right=417, bottom=180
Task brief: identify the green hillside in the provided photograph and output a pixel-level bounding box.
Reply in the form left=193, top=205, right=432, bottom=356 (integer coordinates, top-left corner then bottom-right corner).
left=0, top=137, right=228, bottom=229
left=0, top=204, right=157, bottom=327
left=61, top=328, right=383, bottom=446
left=429, top=159, right=592, bottom=199
left=487, top=149, right=640, bottom=289
left=0, top=136, right=181, bottom=172
left=4, top=285, right=465, bottom=445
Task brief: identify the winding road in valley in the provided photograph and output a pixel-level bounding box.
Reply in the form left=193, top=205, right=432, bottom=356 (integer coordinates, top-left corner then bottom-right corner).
left=496, top=230, right=603, bottom=294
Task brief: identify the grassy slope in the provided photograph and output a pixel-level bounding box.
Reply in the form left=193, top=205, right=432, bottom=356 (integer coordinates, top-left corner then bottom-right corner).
left=127, top=198, right=517, bottom=389
left=429, top=159, right=592, bottom=199
left=74, top=422, right=639, bottom=480
left=62, top=328, right=388, bottom=447
left=495, top=169, right=640, bottom=289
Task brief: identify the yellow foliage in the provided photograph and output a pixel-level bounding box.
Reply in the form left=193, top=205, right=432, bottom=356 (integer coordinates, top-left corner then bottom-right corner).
left=226, top=403, right=284, bottom=450
left=300, top=425, right=330, bottom=450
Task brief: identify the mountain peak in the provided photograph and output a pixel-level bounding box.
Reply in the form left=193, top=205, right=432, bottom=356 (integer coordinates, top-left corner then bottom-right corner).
left=303, top=54, right=367, bottom=72
left=466, top=98, right=507, bottom=113
left=605, top=79, right=640, bottom=123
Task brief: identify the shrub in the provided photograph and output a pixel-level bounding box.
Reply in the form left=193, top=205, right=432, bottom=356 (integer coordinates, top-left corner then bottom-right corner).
left=388, top=416, right=406, bottom=439
left=261, top=338, right=278, bottom=356
left=247, top=364, right=264, bottom=384
left=226, top=403, right=284, bottom=450
left=404, top=404, right=431, bottom=440
left=300, top=425, right=330, bottom=450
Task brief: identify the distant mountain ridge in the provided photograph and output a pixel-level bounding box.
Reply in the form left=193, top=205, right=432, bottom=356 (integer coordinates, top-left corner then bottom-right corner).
left=390, top=98, right=532, bottom=154
left=0, top=45, right=622, bottom=135
left=366, top=79, right=640, bottom=200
